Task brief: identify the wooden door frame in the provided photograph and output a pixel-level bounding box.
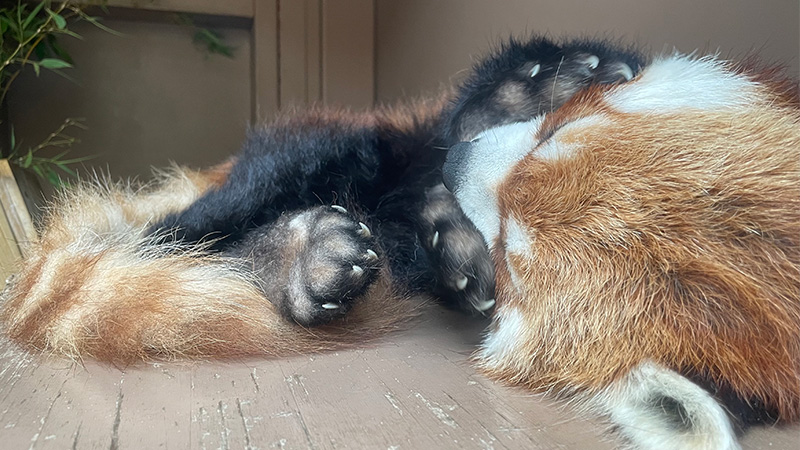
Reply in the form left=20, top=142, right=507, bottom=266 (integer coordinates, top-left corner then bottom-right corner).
left=90, top=0, right=375, bottom=119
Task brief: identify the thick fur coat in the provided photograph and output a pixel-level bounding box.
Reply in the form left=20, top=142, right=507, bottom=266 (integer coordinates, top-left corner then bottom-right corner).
left=444, top=52, right=799, bottom=449
left=2, top=35, right=797, bottom=449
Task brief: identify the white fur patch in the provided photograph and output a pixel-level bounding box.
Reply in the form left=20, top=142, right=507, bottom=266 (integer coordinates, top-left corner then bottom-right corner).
left=533, top=115, right=607, bottom=161
left=478, top=306, right=525, bottom=369
left=591, top=361, right=739, bottom=450
left=505, top=216, right=534, bottom=257
left=503, top=216, right=534, bottom=293
left=606, top=54, right=758, bottom=114
left=452, top=119, right=543, bottom=245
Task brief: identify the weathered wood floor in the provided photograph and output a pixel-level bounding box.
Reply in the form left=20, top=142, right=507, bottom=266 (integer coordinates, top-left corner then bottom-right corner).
left=1, top=308, right=797, bottom=449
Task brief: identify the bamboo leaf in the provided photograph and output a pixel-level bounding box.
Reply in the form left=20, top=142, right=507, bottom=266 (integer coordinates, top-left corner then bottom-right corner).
left=44, top=167, right=61, bottom=186
left=22, top=2, right=45, bottom=30
left=38, top=58, right=72, bottom=69
left=54, top=162, right=78, bottom=177
left=54, top=28, right=83, bottom=40
left=53, top=155, right=95, bottom=165
left=45, top=34, right=74, bottom=64
left=46, top=9, right=66, bottom=30
left=80, top=14, right=123, bottom=37
left=3, top=14, right=18, bottom=36
left=31, top=165, right=43, bottom=178
left=22, top=150, right=33, bottom=168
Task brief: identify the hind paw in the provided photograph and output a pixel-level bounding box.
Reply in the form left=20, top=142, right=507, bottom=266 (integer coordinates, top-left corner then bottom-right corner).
left=421, top=185, right=496, bottom=315
left=284, top=206, right=382, bottom=325
left=231, top=205, right=382, bottom=326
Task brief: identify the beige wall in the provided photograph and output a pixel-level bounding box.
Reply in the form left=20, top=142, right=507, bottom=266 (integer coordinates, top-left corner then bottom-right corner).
left=10, top=18, right=253, bottom=180
left=8, top=0, right=376, bottom=185
left=376, top=0, right=800, bottom=102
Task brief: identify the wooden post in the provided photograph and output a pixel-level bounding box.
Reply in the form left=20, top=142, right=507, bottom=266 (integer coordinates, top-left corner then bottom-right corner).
left=0, top=159, right=36, bottom=279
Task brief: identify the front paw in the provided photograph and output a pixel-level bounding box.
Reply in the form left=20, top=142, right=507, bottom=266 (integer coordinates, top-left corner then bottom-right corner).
left=421, top=185, right=496, bottom=315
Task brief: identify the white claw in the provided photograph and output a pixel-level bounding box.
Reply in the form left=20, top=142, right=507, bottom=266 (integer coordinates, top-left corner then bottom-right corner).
left=455, top=275, right=468, bottom=291
left=529, top=63, right=541, bottom=78
left=616, top=63, right=634, bottom=81
left=352, top=265, right=364, bottom=275
left=322, top=303, right=340, bottom=310
left=365, top=249, right=378, bottom=260
left=473, top=298, right=496, bottom=312
left=332, top=205, right=348, bottom=214
left=358, top=222, right=372, bottom=237
left=431, top=231, right=440, bottom=248
left=585, top=55, right=600, bottom=70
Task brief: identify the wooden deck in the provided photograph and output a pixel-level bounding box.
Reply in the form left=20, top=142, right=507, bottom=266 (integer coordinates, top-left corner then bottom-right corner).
left=1, top=307, right=797, bottom=449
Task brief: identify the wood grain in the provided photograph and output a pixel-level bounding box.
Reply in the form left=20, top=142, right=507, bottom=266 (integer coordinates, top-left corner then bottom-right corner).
left=1, top=308, right=797, bottom=449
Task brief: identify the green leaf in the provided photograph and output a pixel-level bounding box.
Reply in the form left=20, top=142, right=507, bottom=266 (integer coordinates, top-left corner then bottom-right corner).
left=2, top=14, right=19, bottom=36
left=44, top=167, right=61, bottom=186
left=34, top=38, right=48, bottom=60
left=54, top=28, right=83, bottom=40
left=54, top=161, right=77, bottom=177
left=80, top=14, right=122, bottom=37
left=46, top=9, right=66, bottom=30
left=38, top=58, right=72, bottom=69
left=22, top=150, right=33, bottom=168
left=22, top=2, right=45, bottom=30
left=32, top=61, right=40, bottom=76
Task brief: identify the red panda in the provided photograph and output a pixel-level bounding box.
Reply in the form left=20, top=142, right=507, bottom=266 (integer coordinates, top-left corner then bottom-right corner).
left=4, top=33, right=795, bottom=448
left=443, top=53, right=800, bottom=449
left=0, top=36, right=644, bottom=366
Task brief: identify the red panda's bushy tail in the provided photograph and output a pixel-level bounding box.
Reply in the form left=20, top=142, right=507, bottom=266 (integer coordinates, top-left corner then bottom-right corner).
left=0, top=166, right=418, bottom=365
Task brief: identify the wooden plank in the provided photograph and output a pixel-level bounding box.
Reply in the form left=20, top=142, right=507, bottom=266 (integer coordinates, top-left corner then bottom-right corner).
left=306, top=0, right=322, bottom=103
left=115, top=366, right=193, bottom=448
left=251, top=0, right=280, bottom=120
left=188, top=361, right=313, bottom=449
left=0, top=341, right=122, bottom=449
left=83, top=0, right=254, bottom=18
left=1, top=309, right=798, bottom=449
left=321, top=0, right=375, bottom=108
left=0, top=196, right=21, bottom=283
left=280, top=0, right=323, bottom=106
left=279, top=0, right=310, bottom=106
left=0, top=160, right=36, bottom=258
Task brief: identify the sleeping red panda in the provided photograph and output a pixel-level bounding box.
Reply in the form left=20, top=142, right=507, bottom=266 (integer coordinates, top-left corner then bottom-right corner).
left=0, top=36, right=643, bottom=365
left=443, top=53, right=800, bottom=449
left=3, top=33, right=796, bottom=449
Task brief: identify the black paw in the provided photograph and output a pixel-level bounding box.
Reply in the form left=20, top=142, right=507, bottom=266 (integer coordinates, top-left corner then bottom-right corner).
left=521, top=48, right=638, bottom=114
left=533, top=49, right=636, bottom=85
left=443, top=37, right=643, bottom=144
left=420, top=184, right=496, bottom=316
left=231, top=205, right=382, bottom=326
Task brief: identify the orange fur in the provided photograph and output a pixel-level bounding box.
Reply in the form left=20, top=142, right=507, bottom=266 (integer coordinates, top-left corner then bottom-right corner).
left=479, top=63, right=800, bottom=423
left=0, top=167, right=421, bottom=365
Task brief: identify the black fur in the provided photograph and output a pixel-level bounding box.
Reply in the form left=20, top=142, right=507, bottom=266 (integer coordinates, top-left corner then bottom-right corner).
left=150, top=36, right=644, bottom=326
left=442, top=36, right=645, bottom=143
